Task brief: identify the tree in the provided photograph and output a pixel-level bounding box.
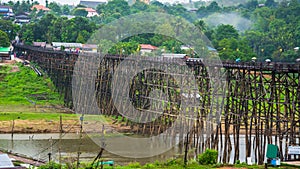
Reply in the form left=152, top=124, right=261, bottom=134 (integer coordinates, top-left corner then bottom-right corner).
left=48, top=2, right=62, bottom=14
left=131, top=0, right=148, bottom=13
left=62, top=5, right=70, bottom=15
left=265, top=0, right=277, bottom=8
left=76, top=32, right=85, bottom=43
left=109, top=41, right=139, bottom=55
left=0, top=30, right=10, bottom=47
left=244, top=0, right=258, bottom=10
left=72, top=8, right=88, bottom=17
left=19, top=23, right=34, bottom=44
left=0, top=20, right=20, bottom=41
left=206, top=1, right=221, bottom=12
left=213, top=24, right=239, bottom=42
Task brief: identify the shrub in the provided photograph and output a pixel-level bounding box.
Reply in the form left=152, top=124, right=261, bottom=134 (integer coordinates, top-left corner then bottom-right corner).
left=127, top=162, right=141, bottom=168
left=198, top=149, right=218, bottom=165
left=38, top=162, right=61, bottom=169
left=142, top=163, right=156, bottom=169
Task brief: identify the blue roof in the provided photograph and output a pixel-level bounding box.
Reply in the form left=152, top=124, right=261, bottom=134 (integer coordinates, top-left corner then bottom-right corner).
left=207, top=46, right=217, bottom=52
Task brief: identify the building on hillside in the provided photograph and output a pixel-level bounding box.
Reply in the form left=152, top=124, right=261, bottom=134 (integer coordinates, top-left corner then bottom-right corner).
left=82, top=44, right=98, bottom=53
left=161, top=53, right=188, bottom=59
left=85, top=8, right=99, bottom=17
left=0, top=47, right=11, bottom=61
left=61, top=15, right=76, bottom=19
left=79, top=0, right=107, bottom=8
left=132, top=0, right=150, bottom=5
left=14, top=12, right=31, bottom=25
left=140, top=44, right=158, bottom=55
left=52, top=42, right=82, bottom=52
left=33, top=42, right=46, bottom=48
left=76, top=7, right=99, bottom=17
left=31, top=5, right=50, bottom=12
left=0, top=6, right=14, bottom=19
left=0, top=154, right=14, bottom=168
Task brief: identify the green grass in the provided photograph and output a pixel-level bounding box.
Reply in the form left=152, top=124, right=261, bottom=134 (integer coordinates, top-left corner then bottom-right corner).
left=0, top=64, right=63, bottom=105
left=0, top=112, right=78, bottom=121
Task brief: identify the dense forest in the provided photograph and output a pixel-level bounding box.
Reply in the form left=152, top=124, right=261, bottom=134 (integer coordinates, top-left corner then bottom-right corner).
left=1, top=0, right=300, bottom=61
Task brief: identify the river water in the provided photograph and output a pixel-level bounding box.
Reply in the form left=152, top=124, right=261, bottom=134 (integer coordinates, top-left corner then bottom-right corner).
left=0, top=133, right=288, bottom=165
left=0, top=133, right=180, bottom=165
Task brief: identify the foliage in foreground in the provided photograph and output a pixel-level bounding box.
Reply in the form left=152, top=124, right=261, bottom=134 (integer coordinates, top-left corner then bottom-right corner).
left=198, top=149, right=218, bottom=165
left=37, top=159, right=298, bottom=169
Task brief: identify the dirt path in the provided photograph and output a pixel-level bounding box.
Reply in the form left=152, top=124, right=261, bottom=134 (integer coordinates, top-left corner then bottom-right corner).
left=0, top=119, right=80, bottom=133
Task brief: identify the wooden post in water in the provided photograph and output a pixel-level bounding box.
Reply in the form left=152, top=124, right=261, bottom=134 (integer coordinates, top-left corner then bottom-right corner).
left=184, top=131, right=189, bottom=166
left=11, top=119, right=14, bottom=140
left=77, top=115, right=83, bottom=169
left=59, top=115, right=62, bottom=166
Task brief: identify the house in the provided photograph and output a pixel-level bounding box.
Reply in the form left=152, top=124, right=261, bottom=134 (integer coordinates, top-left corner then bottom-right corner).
left=52, top=42, right=82, bottom=52
left=140, top=44, right=158, bottom=55
left=33, top=42, right=46, bottom=48
left=79, top=0, right=107, bottom=8
left=31, top=5, right=50, bottom=12
left=61, top=15, right=76, bottom=20
left=77, top=7, right=99, bottom=17
left=0, top=6, right=14, bottom=18
left=82, top=44, right=98, bottom=53
left=161, top=53, right=188, bottom=59
left=14, top=12, right=31, bottom=25
left=132, top=0, right=150, bottom=4
left=0, top=154, right=14, bottom=168
left=0, top=47, right=11, bottom=61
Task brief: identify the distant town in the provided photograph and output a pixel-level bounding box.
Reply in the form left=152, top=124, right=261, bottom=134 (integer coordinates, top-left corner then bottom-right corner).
left=0, top=0, right=299, bottom=62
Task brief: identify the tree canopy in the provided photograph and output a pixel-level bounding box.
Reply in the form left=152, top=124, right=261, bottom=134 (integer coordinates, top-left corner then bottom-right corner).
left=1, top=0, right=299, bottom=61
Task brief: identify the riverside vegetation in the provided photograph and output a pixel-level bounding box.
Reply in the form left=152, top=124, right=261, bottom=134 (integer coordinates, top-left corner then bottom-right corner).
left=36, top=149, right=298, bottom=169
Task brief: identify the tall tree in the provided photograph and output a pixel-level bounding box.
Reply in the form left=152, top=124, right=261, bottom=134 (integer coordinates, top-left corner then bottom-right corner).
left=48, top=2, right=62, bottom=14
left=0, top=30, right=10, bottom=47
left=213, top=24, right=239, bottom=42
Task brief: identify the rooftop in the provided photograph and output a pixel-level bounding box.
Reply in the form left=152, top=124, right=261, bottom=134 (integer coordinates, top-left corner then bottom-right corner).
left=31, top=5, right=50, bottom=11
left=140, top=44, right=158, bottom=50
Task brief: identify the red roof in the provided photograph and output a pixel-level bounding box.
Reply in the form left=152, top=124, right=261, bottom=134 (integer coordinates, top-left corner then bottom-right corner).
left=77, top=7, right=97, bottom=12
left=31, top=5, right=50, bottom=11
left=140, top=44, right=158, bottom=50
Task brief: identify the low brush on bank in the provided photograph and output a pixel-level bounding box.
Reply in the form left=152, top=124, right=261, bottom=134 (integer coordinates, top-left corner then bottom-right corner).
left=0, top=64, right=63, bottom=106
left=0, top=64, right=75, bottom=133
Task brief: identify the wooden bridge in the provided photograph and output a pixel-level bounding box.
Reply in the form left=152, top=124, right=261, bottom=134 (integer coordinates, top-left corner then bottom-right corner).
left=13, top=44, right=300, bottom=164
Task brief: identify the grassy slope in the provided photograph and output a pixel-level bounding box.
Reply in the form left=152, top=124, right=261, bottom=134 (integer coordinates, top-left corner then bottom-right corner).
left=0, top=64, right=63, bottom=105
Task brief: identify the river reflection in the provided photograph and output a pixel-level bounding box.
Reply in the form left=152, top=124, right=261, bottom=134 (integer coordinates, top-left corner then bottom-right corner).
left=0, top=133, right=289, bottom=165
left=0, top=133, right=181, bottom=165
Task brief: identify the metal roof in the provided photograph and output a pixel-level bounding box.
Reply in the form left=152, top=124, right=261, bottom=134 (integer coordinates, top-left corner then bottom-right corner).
left=0, top=47, right=10, bottom=53
left=52, top=42, right=82, bottom=48
left=0, top=154, right=14, bottom=168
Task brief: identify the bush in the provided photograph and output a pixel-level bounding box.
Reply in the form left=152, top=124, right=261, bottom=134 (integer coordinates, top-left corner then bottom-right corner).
left=127, top=162, right=141, bottom=168
left=142, top=163, right=156, bottom=169
left=198, top=149, right=218, bottom=165
left=38, top=162, right=61, bottom=169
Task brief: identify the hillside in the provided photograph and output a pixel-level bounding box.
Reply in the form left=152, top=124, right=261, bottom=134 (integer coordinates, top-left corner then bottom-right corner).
left=0, top=64, right=63, bottom=106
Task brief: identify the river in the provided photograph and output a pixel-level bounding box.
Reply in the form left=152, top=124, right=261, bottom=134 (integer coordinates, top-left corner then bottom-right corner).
left=0, top=133, right=180, bottom=165
left=0, top=133, right=289, bottom=165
